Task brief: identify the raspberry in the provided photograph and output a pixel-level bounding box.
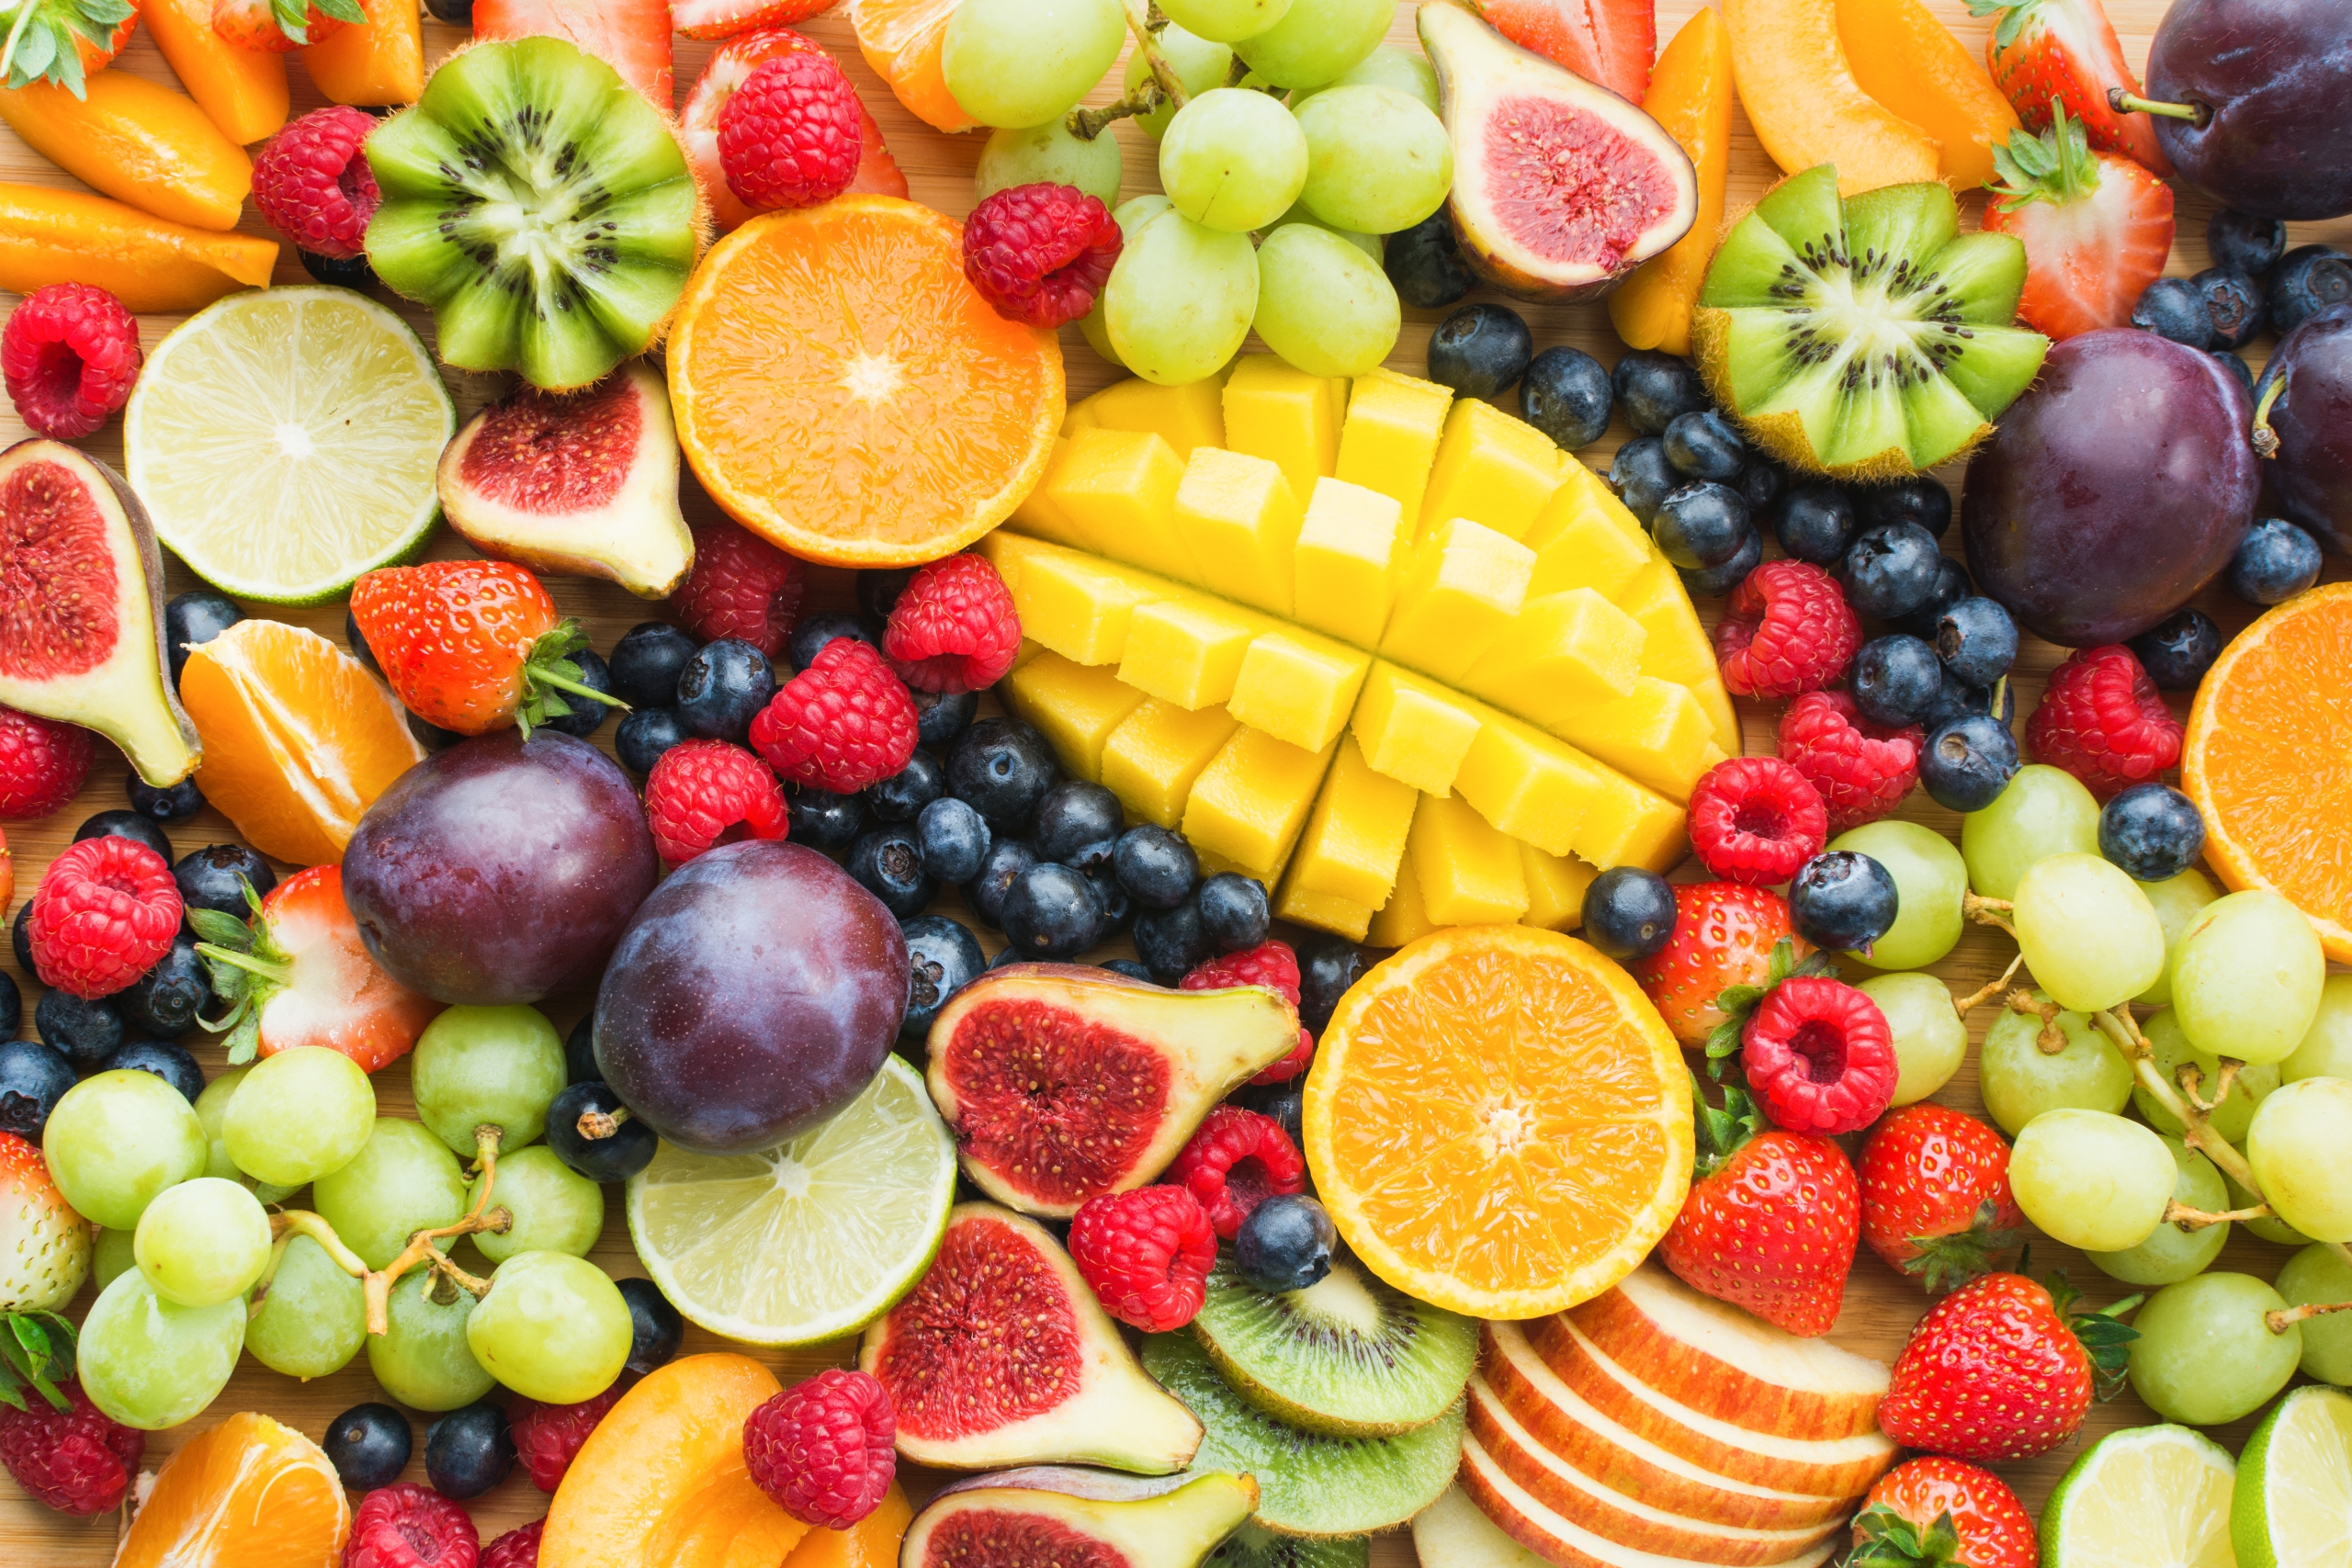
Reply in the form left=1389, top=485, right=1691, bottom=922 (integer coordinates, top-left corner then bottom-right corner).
left=1068, top=1184, right=1217, bottom=1333
left=717, top=50, right=864, bottom=211
left=672, top=522, right=805, bottom=659
left=0, top=707, right=95, bottom=820
left=509, top=1381, right=628, bottom=1493
left=1167, top=1104, right=1306, bottom=1238
left=480, top=1520, right=542, bottom=1568
left=750, top=637, right=919, bottom=794
left=1, top=283, right=141, bottom=440
left=962, top=183, right=1124, bottom=329
left=252, top=107, right=382, bottom=259
left=1742, top=976, right=1898, bottom=1135
left=0, top=1381, right=142, bottom=1517
left=344, top=1483, right=478, bottom=1568
left=1183, top=941, right=1313, bottom=1082
left=742, top=1368, right=897, bottom=1529
left=27, top=835, right=181, bottom=999
left=1714, top=561, right=1860, bottom=698
left=882, top=554, right=1022, bottom=694
left=643, top=739, right=789, bottom=865
left=2026, top=644, right=2182, bottom=800
left=1777, top=691, right=1922, bottom=834
left=1688, top=757, right=1829, bottom=885
left=1248, top=1032, right=1315, bottom=1084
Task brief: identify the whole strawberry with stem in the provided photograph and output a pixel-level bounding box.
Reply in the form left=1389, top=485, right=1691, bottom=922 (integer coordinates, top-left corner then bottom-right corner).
left=349, top=560, right=623, bottom=738
left=0, top=1133, right=87, bottom=1320
left=1631, top=882, right=1827, bottom=1050
left=1859, top=1103, right=2023, bottom=1293
left=1878, top=1268, right=2139, bottom=1461
left=1852, top=1455, right=2037, bottom=1568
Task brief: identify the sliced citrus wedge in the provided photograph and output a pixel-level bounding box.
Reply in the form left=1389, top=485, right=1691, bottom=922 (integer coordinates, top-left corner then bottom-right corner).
left=113, top=1412, right=348, bottom=1568
left=2045, top=1423, right=2238, bottom=1568
left=2233, top=1385, right=2352, bottom=1568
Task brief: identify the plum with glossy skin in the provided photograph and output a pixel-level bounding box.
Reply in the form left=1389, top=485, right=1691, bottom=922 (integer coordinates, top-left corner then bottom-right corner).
left=342, top=732, right=659, bottom=1007
left=2254, top=303, right=2352, bottom=552
left=594, top=840, right=908, bottom=1153
left=1962, top=331, right=2258, bottom=647
left=2138, top=0, right=2352, bottom=221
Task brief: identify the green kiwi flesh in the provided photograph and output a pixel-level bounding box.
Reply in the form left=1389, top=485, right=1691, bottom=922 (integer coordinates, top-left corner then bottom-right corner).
left=1692, top=164, right=2050, bottom=479
left=365, top=37, right=704, bottom=391
left=1207, top=1524, right=1371, bottom=1567
left=1142, top=1333, right=1464, bottom=1539
left=1192, top=1257, right=1476, bottom=1437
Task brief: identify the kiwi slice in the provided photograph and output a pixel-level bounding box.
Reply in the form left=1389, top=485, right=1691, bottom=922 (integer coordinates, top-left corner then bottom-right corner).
left=1142, top=1333, right=1464, bottom=1538
left=1193, top=1256, right=1476, bottom=1437
left=365, top=36, right=705, bottom=391
left=1208, top=1524, right=1370, bottom=1567
left=1692, top=164, right=2050, bottom=479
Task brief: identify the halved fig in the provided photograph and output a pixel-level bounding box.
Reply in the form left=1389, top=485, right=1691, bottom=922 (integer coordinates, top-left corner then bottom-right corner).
left=1419, top=0, right=1698, bottom=301
left=859, top=1202, right=1206, bottom=1474
left=907, top=1469, right=1260, bottom=1568
left=437, top=361, right=694, bottom=599
left=925, top=963, right=1301, bottom=1218
left=0, top=438, right=200, bottom=786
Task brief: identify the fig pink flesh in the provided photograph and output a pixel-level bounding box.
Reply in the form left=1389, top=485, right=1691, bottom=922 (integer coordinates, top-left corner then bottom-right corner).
left=920, top=1509, right=1133, bottom=1568
left=875, top=1214, right=1087, bottom=1442
left=458, top=372, right=640, bottom=513
left=942, top=998, right=1174, bottom=1208
left=1481, top=93, right=1683, bottom=271
left=0, top=458, right=119, bottom=680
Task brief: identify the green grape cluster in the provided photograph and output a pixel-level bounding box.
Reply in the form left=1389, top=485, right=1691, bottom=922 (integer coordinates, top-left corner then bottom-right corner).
left=2009, top=1108, right=2174, bottom=1252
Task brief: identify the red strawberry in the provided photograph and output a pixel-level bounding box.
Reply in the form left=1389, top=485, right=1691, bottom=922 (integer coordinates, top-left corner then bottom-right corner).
left=1658, top=1086, right=1859, bottom=1337
left=1980, top=107, right=2174, bottom=341
left=682, top=28, right=907, bottom=232
left=1476, top=0, right=1655, bottom=102
left=473, top=0, right=673, bottom=106
left=1853, top=1456, right=2037, bottom=1568
left=673, top=0, right=836, bottom=39
left=1859, top=1103, right=2022, bottom=1293
left=1878, top=1270, right=2138, bottom=1461
left=0, top=0, right=138, bottom=91
left=0, top=1133, right=88, bottom=1317
left=1970, top=0, right=2171, bottom=175
left=1630, top=882, right=1821, bottom=1048
left=210, top=0, right=353, bottom=51
left=349, top=560, right=620, bottom=738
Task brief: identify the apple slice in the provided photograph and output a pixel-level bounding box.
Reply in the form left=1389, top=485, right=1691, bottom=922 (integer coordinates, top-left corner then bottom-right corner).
left=1415, top=1484, right=1560, bottom=1568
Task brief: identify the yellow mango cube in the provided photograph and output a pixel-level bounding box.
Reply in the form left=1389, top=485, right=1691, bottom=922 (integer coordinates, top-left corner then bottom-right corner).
left=1100, top=700, right=1239, bottom=829
left=1227, top=626, right=1369, bottom=753
left=1521, top=844, right=1598, bottom=932
left=1290, top=477, right=1405, bottom=650
left=999, top=652, right=1146, bottom=782
left=1549, top=453, right=1646, bottom=542
left=1061, top=395, right=1102, bottom=434
left=1619, top=559, right=1718, bottom=688
left=1170, top=448, right=1305, bottom=617
left=987, top=540, right=1179, bottom=666
left=1575, top=770, right=1689, bottom=874
left=1690, top=671, right=1743, bottom=759
left=1453, top=706, right=1605, bottom=857
left=1366, top=848, right=1438, bottom=949
left=1409, top=792, right=1529, bottom=926
left=1349, top=660, right=1484, bottom=796
left=1006, top=436, right=1086, bottom=548
left=1461, top=589, right=1645, bottom=720
left=1044, top=428, right=1194, bottom=581
left=1279, top=734, right=1417, bottom=910
left=1378, top=517, right=1534, bottom=683
left=1223, top=355, right=1345, bottom=499
left=1090, top=372, right=1227, bottom=458
left=1118, top=596, right=1269, bottom=710
left=1418, top=399, right=1563, bottom=543
left=1182, top=726, right=1336, bottom=883
left=1273, top=880, right=1375, bottom=942
left=1010, top=637, right=1045, bottom=671
left=1549, top=677, right=1725, bottom=803
left=1333, top=367, right=1452, bottom=524
left=1524, top=488, right=1657, bottom=602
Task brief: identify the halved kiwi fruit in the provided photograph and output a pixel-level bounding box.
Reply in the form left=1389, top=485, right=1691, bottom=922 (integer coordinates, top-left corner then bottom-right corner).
left=1209, top=1524, right=1370, bottom=1566
left=1142, top=1333, right=1464, bottom=1538
left=1692, top=164, right=2050, bottom=479
left=1193, top=1257, right=1476, bottom=1437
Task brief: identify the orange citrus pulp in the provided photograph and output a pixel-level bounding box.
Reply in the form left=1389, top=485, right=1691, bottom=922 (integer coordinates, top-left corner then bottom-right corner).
left=112, top=1412, right=348, bottom=1568
left=849, top=0, right=979, bottom=132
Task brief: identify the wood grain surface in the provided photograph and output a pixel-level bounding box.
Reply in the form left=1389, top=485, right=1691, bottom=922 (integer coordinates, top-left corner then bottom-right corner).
left=2, top=2, right=2345, bottom=1561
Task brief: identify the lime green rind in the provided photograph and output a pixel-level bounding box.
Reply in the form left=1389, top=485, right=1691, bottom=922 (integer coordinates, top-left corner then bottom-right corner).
left=2042, top=1423, right=2239, bottom=1568
left=2233, top=1385, right=2352, bottom=1568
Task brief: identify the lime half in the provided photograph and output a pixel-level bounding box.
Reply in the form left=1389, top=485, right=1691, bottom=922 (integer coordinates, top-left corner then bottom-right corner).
left=2045, top=1423, right=2239, bottom=1568
left=124, top=287, right=452, bottom=605
left=2234, top=1385, right=2352, bottom=1568
left=626, top=1056, right=956, bottom=1347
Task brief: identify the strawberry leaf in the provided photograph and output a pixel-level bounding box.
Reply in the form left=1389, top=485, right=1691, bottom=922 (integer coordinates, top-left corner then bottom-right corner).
left=1989, top=104, right=2096, bottom=211
left=0, top=0, right=130, bottom=94
left=1965, top=0, right=2033, bottom=52
left=1700, top=939, right=1834, bottom=1081
left=1850, top=1504, right=1965, bottom=1567
left=2044, top=1268, right=2143, bottom=1396
left=1900, top=1198, right=2024, bottom=1295
left=1691, top=1081, right=1762, bottom=1179
left=516, top=619, right=627, bottom=740
left=185, top=907, right=254, bottom=953
left=0, top=1313, right=74, bottom=1411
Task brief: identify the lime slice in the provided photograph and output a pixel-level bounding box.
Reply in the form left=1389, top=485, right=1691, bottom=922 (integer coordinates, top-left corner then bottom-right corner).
left=626, top=1056, right=956, bottom=1347
left=123, top=287, right=452, bottom=605
left=2044, top=1423, right=2239, bottom=1568
left=2234, top=1385, right=2352, bottom=1568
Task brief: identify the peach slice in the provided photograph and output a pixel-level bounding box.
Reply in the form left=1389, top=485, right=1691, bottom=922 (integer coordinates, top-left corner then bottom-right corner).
left=302, top=0, right=427, bottom=107
left=1607, top=8, right=1736, bottom=356
left=1721, top=0, right=1939, bottom=195
left=783, top=1482, right=912, bottom=1568
left=140, top=0, right=288, bottom=146
left=0, top=184, right=277, bottom=314
left=0, top=73, right=252, bottom=232
left=1837, top=0, right=2020, bottom=188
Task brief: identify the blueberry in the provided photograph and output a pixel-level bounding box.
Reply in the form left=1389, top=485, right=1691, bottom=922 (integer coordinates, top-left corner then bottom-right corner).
left=173, top=844, right=273, bottom=922
left=857, top=568, right=916, bottom=624
left=8, top=902, right=27, bottom=975
left=1609, top=436, right=1679, bottom=525
left=865, top=748, right=944, bottom=822
left=2099, top=783, right=2207, bottom=883
left=1736, top=457, right=1786, bottom=516
left=1086, top=863, right=1131, bottom=933
left=2130, top=609, right=2222, bottom=692
left=1919, top=667, right=2018, bottom=735
left=787, top=786, right=865, bottom=851
left=1919, top=714, right=2019, bottom=812
left=1382, top=212, right=1475, bottom=309
left=1838, top=522, right=1944, bottom=620
left=0, top=973, right=17, bottom=1038
left=2267, top=245, right=2352, bottom=336
left=1856, top=477, right=1952, bottom=539
left=1296, top=936, right=1363, bottom=1032
left=1196, top=873, right=1270, bottom=953
left=0, top=1040, right=74, bottom=1141
left=947, top=717, right=1060, bottom=825
left=916, top=796, right=991, bottom=884
left=617, top=1276, right=685, bottom=1375
left=1789, top=852, right=1899, bottom=955
left=545, top=1080, right=658, bottom=1182
left=2210, top=209, right=2287, bottom=277
left=1001, top=863, right=1104, bottom=960
left=1099, top=957, right=1155, bottom=983
left=424, top=1400, right=513, bottom=1501
left=1660, top=410, right=1747, bottom=481
left=162, top=591, right=242, bottom=688
left=615, top=707, right=689, bottom=776
left=1678, top=529, right=1762, bottom=597
left=1233, top=1079, right=1304, bottom=1147
left=1651, top=482, right=1751, bottom=570
left=2226, top=517, right=2322, bottom=605
left=1134, top=900, right=1213, bottom=983
left=1611, top=350, right=1708, bottom=436
left=36, top=992, right=122, bottom=1069
left=74, top=808, right=172, bottom=865
left=1233, top=1193, right=1335, bottom=1294
left=1895, top=556, right=1974, bottom=641
left=1933, top=598, right=2018, bottom=688
left=785, top=610, right=876, bottom=673
left=847, top=827, right=935, bottom=919
left=1034, top=779, right=1125, bottom=864
left=899, top=915, right=986, bottom=1039
left=1113, top=825, right=1198, bottom=909
left=963, top=838, right=1038, bottom=930
left=1579, top=867, right=1677, bottom=963
left=409, top=712, right=466, bottom=752
left=101, top=1039, right=203, bottom=1102
left=1774, top=483, right=1857, bottom=565
left=344, top=607, right=382, bottom=677
left=2191, top=267, right=2266, bottom=351
left=117, top=934, right=207, bottom=1039
left=674, top=638, right=776, bottom=743
left=565, top=1014, right=600, bottom=1085
left=1851, top=635, right=1943, bottom=728
left=911, top=687, right=979, bottom=751
left=2216, top=351, right=2256, bottom=398
left=608, top=623, right=701, bottom=709
left=2132, top=276, right=2217, bottom=350
left=1518, top=346, right=1613, bottom=450
left=299, top=249, right=375, bottom=288
left=987, top=943, right=1027, bottom=970
left=1427, top=303, right=1532, bottom=398
left=540, top=648, right=615, bottom=739
left=323, top=1403, right=412, bottom=1492
left=127, top=775, right=205, bottom=823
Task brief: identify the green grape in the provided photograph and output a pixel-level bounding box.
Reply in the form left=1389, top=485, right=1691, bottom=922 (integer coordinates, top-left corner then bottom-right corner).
left=368, top=1278, right=494, bottom=1412
left=1103, top=210, right=1258, bottom=387
left=42, top=1069, right=208, bottom=1232
left=1251, top=223, right=1399, bottom=378
left=1160, top=0, right=1291, bottom=44
left=2127, top=1271, right=2301, bottom=1426
left=1979, top=991, right=2132, bottom=1136
left=2132, top=867, right=2220, bottom=1007
left=1291, top=46, right=1440, bottom=114
left=1080, top=297, right=1124, bottom=368
left=2275, top=1244, right=2352, bottom=1385
left=2087, top=1137, right=2229, bottom=1288
left=1122, top=26, right=1234, bottom=139
left=222, top=1046, right=375, bottom=1189
left=2130, top=1008, right=2278, bottom=1143
left=243, top=1234, right=367, bottom=1380
left=942, top=0, right=1126, bottom=130
left=412, top=1005, right=567, bottom=1155
left=1265, top=200, right=1381, bottom=262
left=2168, top=889, right=2326, bottom=1066
left=1857, top=972, right=1967, bottom=1106
left=1233, top=0, right=1390, bottom=89
left=1826, top=820, right=1965, bottom=971
left=312, top=1118, right=469, bottom=1270
left=1114, top=193, right=1176, bottom=233
left=194, top=1066, right=248, bottom=1183
left=133, top=1177, right=271, bottom=1307
left=92, top=1226, right=135, bottom=1292
left=2010, top=1109, right=2173, bottom=1253
left=1960, top=763, right=2099, bottom=901
left=1159, top=88, right=1307, bottom=232
left=1293, top=85, right=1453, bottom=236
left=470, top=1146, right=604, bottom=1264
left=466, top=1251, right=632, bottom=1405
left=2283, top=974, right=2352, bottom=1083
left=976, top=119, right=1122, bottom=206
left=2012, top=852, right=2165, bottom=1012
left=2226, top=1166, right=2312, bottom=1247
left=77, top=1269, right=244, bottom=1430
left=2245, top=1077, right=2352, bottom=1242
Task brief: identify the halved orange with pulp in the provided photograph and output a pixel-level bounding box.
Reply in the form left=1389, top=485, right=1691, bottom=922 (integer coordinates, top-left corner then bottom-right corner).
left=1303, top=925, right=1693, bottom=1320
left=668, top=196, right=1063, bottom=568
left=113, top=1412, right=348, bottom=1568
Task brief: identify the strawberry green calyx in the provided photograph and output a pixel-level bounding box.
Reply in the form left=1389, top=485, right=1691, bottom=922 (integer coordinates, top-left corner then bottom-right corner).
left=187, top=881, right=289, bottom=1065
left=0, top=0, right=130, bottom=95
left=1690, top=1082, right=1764, bottom=1181
left=266, top=0, right=360, bottom=45
left=1901, top=1197, right=2024, bottom=1297
left=1964, top=0, right=2041, bottom=52
left=1701, top=936, right=1836, bottom=1081
left=0, top=1311, right=75, bottom=1412
left=1849, top=1505, right=1967, bottom=1568
left=514, top=618, right=628, bottom=740
left=2041, top=1266, right=2141, bottom=1398
left=1989, top=103, right=2097, bottom=211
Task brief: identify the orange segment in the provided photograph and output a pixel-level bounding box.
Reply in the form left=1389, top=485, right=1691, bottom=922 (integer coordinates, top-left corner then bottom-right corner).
left=850, top=0, right=980, bottom=133
left=113, top=1412, right=348, bottom=1568
left=783, top=1483, right=913, bottom=1568
left=1303, top=926, right=1693, bottom=1320
left=669, top=196, right=1064, bottom=567
left=180, top=618, right=424, bottom=868
left=2182, top=583, right=2352, bottom=963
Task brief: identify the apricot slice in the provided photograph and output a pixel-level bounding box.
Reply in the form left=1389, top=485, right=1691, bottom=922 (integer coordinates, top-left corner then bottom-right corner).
left=1838, top=0, right=2020, bottom=188
left=302, top=0, right=426, bottom=107
left=1607, top=9, right=1735, bottom=355
left=0, top=185, right=277, bottom=314
left=783, top=1483, right=913, bottom=1568
left=1721, top=0, right=1939, bottom=195
left=0, top=73, right=252, bottom=232
left=141, top=0, right=288, bottom=146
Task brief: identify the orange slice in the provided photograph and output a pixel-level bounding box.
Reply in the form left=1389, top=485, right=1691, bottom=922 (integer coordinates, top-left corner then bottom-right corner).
left=668, top=196, right=1063, bottom=568
left=849, top=0, right=979, bottom=133
left=180, top=618, right=424, bottom=868
left=2182, top=583, right=2352, bottom=963
left=113, top=1412, right=349, bottom=1568
left=1303, top=926, right=1693, bottom=1320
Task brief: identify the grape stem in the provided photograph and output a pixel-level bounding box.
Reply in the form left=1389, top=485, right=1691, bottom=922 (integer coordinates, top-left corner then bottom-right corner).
left=2176, top=1057, right=2239, bottom=1114
left=2005, top=988, right=2069, bottom=1055
left=2267, top=1299, right=2352, bottom=1333
left=2163, top=1200, right=2271, bottom=1231
left=1070, top=0, right=1190, bottom=140
left=1949, top=951, right=2027, bottom=1017
left=577, top=1104, right=632, bottom=1142
left=1962, top=892, right=2018, bottom=941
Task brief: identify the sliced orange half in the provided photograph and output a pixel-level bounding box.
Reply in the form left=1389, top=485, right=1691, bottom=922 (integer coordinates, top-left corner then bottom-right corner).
left=1303, top=926, right=1693, bottom=1320
left=113, top=1412, right=348, bottom=1568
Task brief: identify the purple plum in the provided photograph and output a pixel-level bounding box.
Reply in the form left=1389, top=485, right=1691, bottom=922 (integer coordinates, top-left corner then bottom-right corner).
left=2141, top=0, right=2352, bottom=221
left=2255, top=303, right=2352, bottom=552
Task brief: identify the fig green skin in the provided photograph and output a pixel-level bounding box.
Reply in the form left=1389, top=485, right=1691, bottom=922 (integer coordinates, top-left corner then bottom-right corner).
left=594, top=840, right=910, bottom=1154
left=1962, top=331, right=2258, bottom=647
left=2143, top=0, right=2352, bottom=221
left=342, top=730, right=658, bottom=1007
left=2255, top=305, right=2352, bottom=551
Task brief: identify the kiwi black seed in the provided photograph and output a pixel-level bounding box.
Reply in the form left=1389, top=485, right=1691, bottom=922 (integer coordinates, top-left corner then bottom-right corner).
left=1208, top=1523, right=1371, bottom=1567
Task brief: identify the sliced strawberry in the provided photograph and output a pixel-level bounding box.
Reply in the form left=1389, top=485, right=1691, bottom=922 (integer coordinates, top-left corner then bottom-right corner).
left=682, top=28, right=902, bottom=232
left=673, top=0, right=836, bottom=41
left=473, top=0, right=673, bottom=107
left=213, top=0, right=354, bottom=51
left=1971, top=0, right=2171, bottom=176
left=1981, top=106, right=2174, bottom=341
left=1477, top=0, right=1655, bottom=102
